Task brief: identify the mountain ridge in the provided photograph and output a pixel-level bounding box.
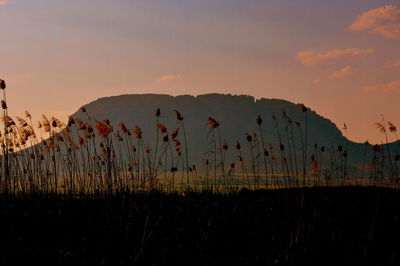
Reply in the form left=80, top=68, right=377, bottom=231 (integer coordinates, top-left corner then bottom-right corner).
left=76, top=93, right=347, bottom=144
left=66, top=93, right=400, bottom=176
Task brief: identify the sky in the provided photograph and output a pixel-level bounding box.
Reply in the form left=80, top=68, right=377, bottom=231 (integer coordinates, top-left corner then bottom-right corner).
left=0, top=0, right=399, bottom=144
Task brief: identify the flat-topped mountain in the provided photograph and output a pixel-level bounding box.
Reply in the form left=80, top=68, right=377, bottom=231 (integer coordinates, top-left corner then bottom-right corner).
left=67, top=93, right=400, bottom=178
left=75, top=93, right=344, bottom=144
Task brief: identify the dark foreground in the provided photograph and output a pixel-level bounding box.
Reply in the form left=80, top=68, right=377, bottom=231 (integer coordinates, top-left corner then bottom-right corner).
left=0, top=187, right=399, bottom=265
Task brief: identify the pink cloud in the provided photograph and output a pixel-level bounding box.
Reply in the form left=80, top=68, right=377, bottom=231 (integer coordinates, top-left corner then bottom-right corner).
left=372, top=23, right=400, bottom=39
left=363, top=80, right=400, bottom=93
left=156, top=74, right=183, bottom=82
left=328, top=66, right=357, bottom=80
left=312, top=79, right=321, bottom=85
left=296, top=48, right=374, bottom=66
left=390, top=60, right=400, bottom=67
left=348, top=5, right=400, bottom=31
left=0, top=1, right=13, bottom=5
left=348, top=5, right=400, bottom=39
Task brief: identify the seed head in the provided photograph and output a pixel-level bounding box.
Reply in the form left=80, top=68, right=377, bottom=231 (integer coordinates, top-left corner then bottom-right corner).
left=222, top=140, right=228, bottom=151
left=95, top=120, right=113, bottom=137
left=103, top=119, right=111, bottom=126
left=311, top=156, right=319, bottom=172
left=235, top=141, right=241, bottom=150
left=25, top=111, right=31, bottom=119
left=388, top=122, right=397, bottom=133
left=246, top=133, right=252, bottom=142
left=156, top=123, right=167, bottom=134
left=163, top=134, right=169, bottom=142
left=173, top=139, right=181, bottom=146
left=375, top=122, right=386, bottom=134
left=118, top=122, right=129, bottom=133
left=170, top=128, right=179, bottom=139
left=0, top=79, right=6, bottom=90
left=208, top=117, right=219, bottom=129
left=51, top=118, right=58, bottom=128
left=67, top=116, right=75, bottom=126
left=132, top=125, right=142, bottom=139
left=174, top=110, right=183, bottom=121
left=301, top=104, right=308, bottom=113
left=256, top=115, right=262, bottom=126
left=1, top=100, right=7, bottom=109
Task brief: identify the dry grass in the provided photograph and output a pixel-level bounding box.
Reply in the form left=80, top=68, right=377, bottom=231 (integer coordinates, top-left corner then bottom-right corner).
left=0, top=79, right=399, bottom=195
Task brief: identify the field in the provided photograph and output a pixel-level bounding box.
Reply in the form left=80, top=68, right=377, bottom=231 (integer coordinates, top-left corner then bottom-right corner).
left=1, top=82, right=400, bottom=265
left=0, top=186, right=399, bottom=265
left=1, top=1, right=400, bottom=264
left=0, top=103, right=399, bottom=195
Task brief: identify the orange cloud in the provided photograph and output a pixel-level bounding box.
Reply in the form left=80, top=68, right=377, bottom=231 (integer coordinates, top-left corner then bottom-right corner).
left=0, top=1, right=13, bottom=5
left=372, top=24, right=400, bottom=39
left=389, top=60, right=400, bottom=67
left=348, top=5, right=400, bottom=39
left=156, top=74, right=183, bottom=82
left=296, top=48, right=374, bottom=66
left=348, top=5, right=400, bottom=31
left=363, top=80, right=400, bottom=93
left=312, top=79, right=321, bottom=85
left=328, top=66, right=357, bottom=80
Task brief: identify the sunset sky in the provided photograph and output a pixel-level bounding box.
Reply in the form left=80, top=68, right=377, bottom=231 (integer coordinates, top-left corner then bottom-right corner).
left=0, top=0, right=399, bottom=144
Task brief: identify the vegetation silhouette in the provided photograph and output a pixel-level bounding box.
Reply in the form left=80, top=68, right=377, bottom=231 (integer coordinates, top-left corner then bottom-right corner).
left=0, top=79, right=399, bottom=265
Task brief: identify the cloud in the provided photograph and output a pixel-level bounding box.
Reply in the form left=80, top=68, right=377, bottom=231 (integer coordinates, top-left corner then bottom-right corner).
left=312, top=79, right=321, bottom=85
left=388, top=60, right=400, bottom=67
left=348, top=5, right=400, bottom=39
left=296, top=48, right=374, bottom=66
left=328, top=66, right=357, bottom=80
left=0, top=1, right=13, bottom=5
left=363, top=80, right=400, bottom=93
left=372, top=23, right=400, bottom=39
left=156, top=74, right=182, bottom=82
left=312, top=66, right=356, bottom=84
left=348, top=5, right=400, bottom=31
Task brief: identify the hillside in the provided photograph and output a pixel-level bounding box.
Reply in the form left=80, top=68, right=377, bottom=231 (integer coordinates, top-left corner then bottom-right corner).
left=67, top=93, right=399, bottom=177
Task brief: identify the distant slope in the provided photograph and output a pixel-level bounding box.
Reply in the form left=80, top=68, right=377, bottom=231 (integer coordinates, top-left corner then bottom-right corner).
left=66, top=93, right=400, bottom=177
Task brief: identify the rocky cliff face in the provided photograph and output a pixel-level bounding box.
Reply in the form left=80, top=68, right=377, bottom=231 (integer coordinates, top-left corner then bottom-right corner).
left=69, top=93, right=398, bottom=176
